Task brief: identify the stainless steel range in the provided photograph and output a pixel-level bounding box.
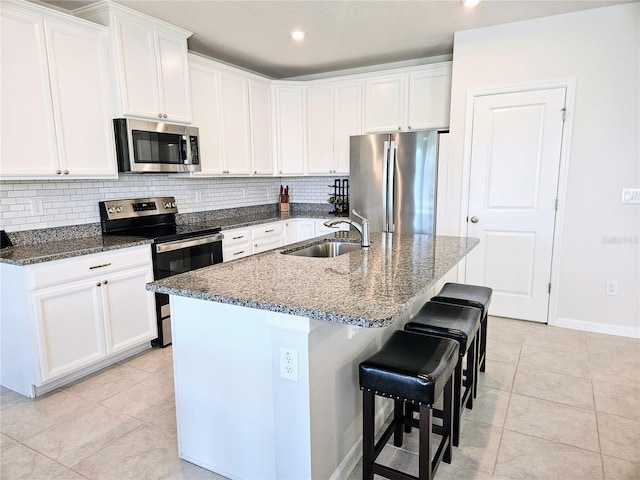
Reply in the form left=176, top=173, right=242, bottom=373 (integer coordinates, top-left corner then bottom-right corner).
left=99, top=197, right=223, bottom=347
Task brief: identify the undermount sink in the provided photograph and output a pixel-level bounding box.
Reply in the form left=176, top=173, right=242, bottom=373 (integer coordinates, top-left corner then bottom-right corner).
left=282, top=240, right=362, bottom=258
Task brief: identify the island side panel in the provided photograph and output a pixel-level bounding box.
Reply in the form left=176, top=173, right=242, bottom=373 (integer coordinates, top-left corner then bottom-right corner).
left=171, top=296, right=277, bottom=478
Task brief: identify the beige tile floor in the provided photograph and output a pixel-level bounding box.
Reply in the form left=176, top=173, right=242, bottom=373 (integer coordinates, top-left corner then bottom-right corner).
left=1, top=317, right=639, bottom=479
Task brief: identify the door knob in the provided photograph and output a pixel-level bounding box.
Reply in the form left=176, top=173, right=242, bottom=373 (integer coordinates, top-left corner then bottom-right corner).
left=470, top=216, right=479, bottom=223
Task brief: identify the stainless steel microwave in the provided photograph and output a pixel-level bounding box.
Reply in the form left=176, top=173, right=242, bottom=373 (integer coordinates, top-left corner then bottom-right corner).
left=113, top=119, right=200, bottom=173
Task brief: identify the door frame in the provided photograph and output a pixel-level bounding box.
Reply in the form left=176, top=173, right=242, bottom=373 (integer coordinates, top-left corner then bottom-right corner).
left=457, top=78, right=576, bottom=326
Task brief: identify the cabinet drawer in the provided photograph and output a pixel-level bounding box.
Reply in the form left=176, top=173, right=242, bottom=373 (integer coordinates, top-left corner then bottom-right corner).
left=251, top=222, right=284, bottom=240
left=222, top=228, right=251, bottom=247
left=223, top=244, right=252, bottom=262
left=27, top=245, right=152, bottom=290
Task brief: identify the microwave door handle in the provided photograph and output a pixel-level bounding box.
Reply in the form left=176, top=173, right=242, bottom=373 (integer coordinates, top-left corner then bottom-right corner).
left=180, top=135, right=187, bottom=162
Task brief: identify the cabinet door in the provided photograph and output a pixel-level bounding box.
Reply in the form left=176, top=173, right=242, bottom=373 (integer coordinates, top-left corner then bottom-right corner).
left=113, top=16, right=161, bottom=119
left=32, top=280, right=105, bottom=382
left=333, top=81, right=362, bottom=174
left=249, top=79, right=273, bottom=175
left=296, top=220, right=316, bottom=242
left=364, top=75, right=406, bottom=133
left=45, top=19, right=117, bottom=177
left=273, top=86, right=305, bottom=175
left=306, top=85, right=334, bottom=175
left=283, top=221, right=297, bottom=245
left=189, top=62, right=223, bottom=174
left=253, top=236, right=284, bottom=254
left=0, top=7, right=58, bottom=177
left=407, top=66, right=451, bottom=130
left=220, top=72, right=252, bottom=174
left=156, top=31, right=192, bottom=123
left=102, top=266, right=157, bottom=355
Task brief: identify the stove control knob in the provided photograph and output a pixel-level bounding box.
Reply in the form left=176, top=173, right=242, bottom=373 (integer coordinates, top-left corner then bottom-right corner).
left=171, top=202, right=176, bottom=208
left=164, top=202, right=171, bottom=209
left=107, top=207, right=115, bottom=214
left=115, top=206, right=123, bottom=213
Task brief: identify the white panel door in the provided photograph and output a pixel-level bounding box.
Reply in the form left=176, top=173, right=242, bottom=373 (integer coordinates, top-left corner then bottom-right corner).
left=156, top=31, right=191, bottom=123
left=306, top=84, right=333, bottom=174
left=220, top=72, right=252, bottom=174
left=465, top=88, right=566, bottom=323
left=249, top=79, right=273, bottom=175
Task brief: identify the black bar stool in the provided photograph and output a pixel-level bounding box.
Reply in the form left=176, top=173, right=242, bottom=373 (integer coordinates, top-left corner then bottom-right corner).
left=359, top=330, right=459, bottom=480
left=404, top=301, right=482, bottom=447
left=431, top=283, right=492, bottom=377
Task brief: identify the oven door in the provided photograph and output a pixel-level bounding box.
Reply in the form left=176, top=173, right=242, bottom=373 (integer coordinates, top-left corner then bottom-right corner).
left=152, top=233, right=223, bottom=347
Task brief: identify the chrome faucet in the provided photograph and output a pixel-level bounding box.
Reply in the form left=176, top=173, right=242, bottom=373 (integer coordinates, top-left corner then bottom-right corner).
left=324, top=209, right=370, bottom=247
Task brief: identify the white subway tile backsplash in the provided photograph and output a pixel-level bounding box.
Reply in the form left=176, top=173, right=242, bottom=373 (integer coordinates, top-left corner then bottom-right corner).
left=0, top=175, right=347, bottom=232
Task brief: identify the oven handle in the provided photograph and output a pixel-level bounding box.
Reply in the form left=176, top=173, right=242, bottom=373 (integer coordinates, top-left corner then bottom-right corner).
left=155, top=233, right=224, bottom=253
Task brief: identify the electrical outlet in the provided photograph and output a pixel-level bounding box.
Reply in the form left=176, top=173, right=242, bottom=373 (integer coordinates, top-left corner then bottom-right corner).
left=30, top=197, right=44, bottom=216
left=195, top=191, right=202, bottom=203
left=279, top=347, right=298, bottom=381
left=605, top=280, right=618, bottom=296
left=621, top=188, right=640, bottom=204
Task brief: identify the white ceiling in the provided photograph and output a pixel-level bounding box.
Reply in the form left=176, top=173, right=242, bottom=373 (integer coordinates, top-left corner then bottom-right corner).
left=43, top=0, right=634, bottom=79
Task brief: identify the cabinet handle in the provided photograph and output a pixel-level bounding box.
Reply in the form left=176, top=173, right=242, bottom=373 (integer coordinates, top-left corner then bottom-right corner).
left=254, top=171, right=257, bottom=174
left=96, top=282, right=101, bottom=287
left=158, top=113, right=163, bottom=118
left=279, top=170, right=283, bottom=174
left=103, top=280, right=108, bottom=285
left=163, top=114, right=167, bottom=119
left=265, top=229, right=275, bottom=233
left=232, top=235, right=245, bottom=240
left=63, top=170, right=69, bottom=175
left=89, top=262, right=111, bottom=270
left=233, top=250, right=245, bottom=256
left=56, top=170, right=62, bottom=174
left=398, top=126, right=402, bottom=131
left=408, top=125, right=412, bottom=130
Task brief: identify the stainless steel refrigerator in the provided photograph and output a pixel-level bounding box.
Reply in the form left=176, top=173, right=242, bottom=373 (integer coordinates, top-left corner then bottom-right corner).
left=350, top=129, right=443, bottom=235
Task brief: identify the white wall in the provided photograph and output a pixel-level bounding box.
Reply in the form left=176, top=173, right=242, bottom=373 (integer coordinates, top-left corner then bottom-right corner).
left=446, top=3, right=639, bottom=336
left=0, top=175, right=343, bottom=232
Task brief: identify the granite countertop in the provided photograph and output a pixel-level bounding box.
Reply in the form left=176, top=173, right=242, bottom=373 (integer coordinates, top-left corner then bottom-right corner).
left=147, top=232, right=479, bottom=328
left=0, top=210, right=339, bottom=266
left=0, top=235, right=153, bottom=266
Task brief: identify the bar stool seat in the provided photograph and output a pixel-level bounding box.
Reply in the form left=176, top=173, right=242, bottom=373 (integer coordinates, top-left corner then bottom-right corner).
left=405, top=301, right=482, bottom=447
left=431, top=283, right=492, bottom=374
left=359, top=330, right=459, bottom=480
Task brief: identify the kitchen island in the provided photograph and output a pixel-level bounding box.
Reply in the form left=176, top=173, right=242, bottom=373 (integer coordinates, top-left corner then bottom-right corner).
left=148, top=231, right=478, bottom=480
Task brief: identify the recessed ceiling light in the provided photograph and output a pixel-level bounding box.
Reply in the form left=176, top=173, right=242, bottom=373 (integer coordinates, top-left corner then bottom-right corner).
left=462, top=0, right=480, bottom=6
left=291, top=31, right=306, bottom=41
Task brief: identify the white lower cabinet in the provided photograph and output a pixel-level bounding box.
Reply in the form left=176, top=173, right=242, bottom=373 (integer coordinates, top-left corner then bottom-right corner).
left=0, top=245, right=156, bottom=397
left=252, top=222, right=285, bottom=254
left=222, top=227, right=252, bottom=262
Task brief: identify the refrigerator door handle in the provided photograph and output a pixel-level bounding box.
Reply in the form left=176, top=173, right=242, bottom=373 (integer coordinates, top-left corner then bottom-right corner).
left=382, top=140, right=390, bottom=232
left=387, top=140, right=396, bottom=232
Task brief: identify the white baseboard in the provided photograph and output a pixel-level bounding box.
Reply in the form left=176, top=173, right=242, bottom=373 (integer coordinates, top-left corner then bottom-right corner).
left=553, top=317, right=640, bottom=339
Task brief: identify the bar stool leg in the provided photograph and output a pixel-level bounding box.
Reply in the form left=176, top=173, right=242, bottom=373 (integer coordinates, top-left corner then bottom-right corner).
left=480, top=317, right=488, bottom=372
left=443, top=376, right=453, bottom=464
left=418, top=404, right=433, bottom=480
left=453, top=359, right=462, bottom=447
left=362, top=390, right=375, bottom=480
left=393, top=399, right=404, bottom=447
left=465, top=338, right=476, bottom=410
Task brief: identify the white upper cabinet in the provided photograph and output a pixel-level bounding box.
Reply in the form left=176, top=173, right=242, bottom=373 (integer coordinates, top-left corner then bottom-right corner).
left=0, top=2, right=116, bottom=179
left=364, top=63, right=451, bottom=133
left=189, top=58, right=223, bottom=174
left=74, top=1, right=192, bottom=123
left=406, top=65, right=452, bottom=130
left=272, top=84, right=305, bottom=175
left=364, top=74, right=406, bottom=133
left=249, top=79, right=274, bottom=175
left=306, top=80, right=362, bottom=175
left=188, top=55, right=272, bottom=176
left=332, top=80, right=362, bottom=173
left=306, top=84, right=334, bottom=175
left=219, top=71, right=252, bottom=174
